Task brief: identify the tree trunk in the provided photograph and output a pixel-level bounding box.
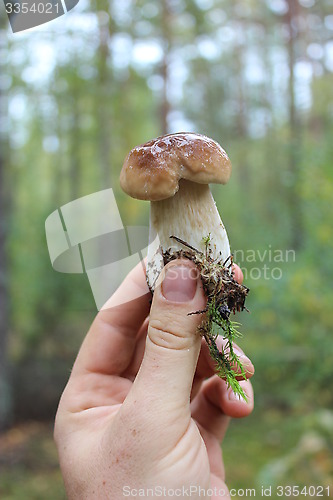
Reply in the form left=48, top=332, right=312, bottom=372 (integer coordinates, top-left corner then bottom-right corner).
left=97, top=6, right=112, bottom=188
left=69, top=94, right=80, bottom=200
left=234, top=25, right=251, bottom=192
left=160, top=0, right=171, bottom=135
left=0, top=32, right=11, bottom=430
left=285, top=0, right=304, bottom=250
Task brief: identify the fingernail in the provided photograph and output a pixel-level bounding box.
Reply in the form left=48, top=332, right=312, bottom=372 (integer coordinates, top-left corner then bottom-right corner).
left=228, top=389, right=247, bottom=402
left=230, top=346, right=252, bottom=367
left=162, top=265, right=198, bottom=302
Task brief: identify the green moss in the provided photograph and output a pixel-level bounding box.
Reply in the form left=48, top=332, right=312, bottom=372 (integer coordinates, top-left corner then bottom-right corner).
left=163, top=235, right=250, bottom=400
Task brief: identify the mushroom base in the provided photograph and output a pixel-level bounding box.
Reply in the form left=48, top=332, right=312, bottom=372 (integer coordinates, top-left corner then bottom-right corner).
left=146, top=180, right=230, bottom=292
left=161, top=237, right=250, bottom=400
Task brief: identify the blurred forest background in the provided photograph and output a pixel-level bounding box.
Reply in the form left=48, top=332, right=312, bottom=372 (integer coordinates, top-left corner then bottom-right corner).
left=0, top=0, right=333, bottom=497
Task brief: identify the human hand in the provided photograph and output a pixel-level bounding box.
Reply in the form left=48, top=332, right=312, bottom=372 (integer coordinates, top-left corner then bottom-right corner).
left=54, top=259, right=254, bottom=499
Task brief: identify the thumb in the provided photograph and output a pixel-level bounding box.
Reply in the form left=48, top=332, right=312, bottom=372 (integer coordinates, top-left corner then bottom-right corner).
left=130, top=259, right=207, bottom=414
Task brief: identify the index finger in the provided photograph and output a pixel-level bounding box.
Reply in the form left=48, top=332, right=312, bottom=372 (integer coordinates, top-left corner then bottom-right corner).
left=232, top=263, right=243, bottom=284
left=71, top=260, right=151, bottom=377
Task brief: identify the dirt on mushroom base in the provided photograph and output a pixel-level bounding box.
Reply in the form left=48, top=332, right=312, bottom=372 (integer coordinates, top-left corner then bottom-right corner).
left=162, top=235, right=250, bottom=401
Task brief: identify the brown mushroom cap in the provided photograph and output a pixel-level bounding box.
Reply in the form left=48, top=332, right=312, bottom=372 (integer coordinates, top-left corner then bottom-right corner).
left=120, top=132, right=232, bottom=201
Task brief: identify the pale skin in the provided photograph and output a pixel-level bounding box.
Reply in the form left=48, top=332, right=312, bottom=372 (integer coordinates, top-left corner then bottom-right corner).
left=54, top=259, right=254, bottom=499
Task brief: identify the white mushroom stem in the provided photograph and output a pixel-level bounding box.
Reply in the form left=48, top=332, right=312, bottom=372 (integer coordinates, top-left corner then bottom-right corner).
left=147, top=179, right=230, bottom=291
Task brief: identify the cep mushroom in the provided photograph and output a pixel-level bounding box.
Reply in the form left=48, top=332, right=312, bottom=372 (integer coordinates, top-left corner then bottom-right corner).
left=120, top=132, right=250, bottom=398
left=120, top=132, right=232, bottom=291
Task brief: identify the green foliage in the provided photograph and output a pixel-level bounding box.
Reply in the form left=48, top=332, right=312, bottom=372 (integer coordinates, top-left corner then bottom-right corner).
left=166, top=235, right=250, bottom=400
left=203, top=299, right=248, bottom=401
